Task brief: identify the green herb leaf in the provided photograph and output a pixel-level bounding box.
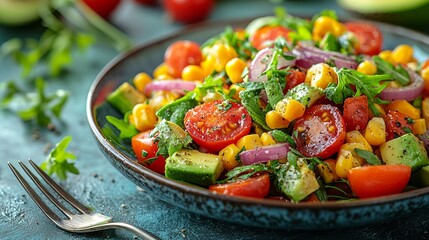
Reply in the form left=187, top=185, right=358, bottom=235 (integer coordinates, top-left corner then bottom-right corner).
left=269, top=129, right=296, bottom=147
left=373, top=56, right=410, bottom=86
left=354, top=148, right=382, bottom=165
left=151, top=120, right=193, bottom=157
left=106, top=114, right=138, bottom=139
left=40, top=136, right=78, bottom=180
left=218, top=164, right=274, bottom=183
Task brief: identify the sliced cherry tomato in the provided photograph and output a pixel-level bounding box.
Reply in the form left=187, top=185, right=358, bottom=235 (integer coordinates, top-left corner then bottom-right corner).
left=164, top=40, right=203, bottom=78
left=209, top=174, right=270, bottom=198
left=82, top=0, right=121, bottom=19
left=348, top=165, right=411, bottom=199
left=184, top=100, right=252, bottom=152
left=131, top=130, right=166, bottom=174
left=384, top=110, right=414, bottom=140
left=250, top=26, right=291, bottom=50
left=284, top=69, right=306, bottom=93
left=293, top=104, right=346, bottom=159
left=343, top=95, right=369, bottom=132
left=163, top=0, right=214, bottom=23
left=345, top=22, right=383, bottom=56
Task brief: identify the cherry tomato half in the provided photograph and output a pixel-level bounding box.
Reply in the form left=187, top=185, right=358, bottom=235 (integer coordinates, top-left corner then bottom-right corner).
left=163, top=0, right=214, bottom=24
left=82, top=0, right=121, bottom=19
left=284, top=69, right=306, bottom=93
left=250, top=26, right=291, bottom=50
left=184, top=100, right=252, bottom=152
left=384, top=110, right=414, bottom=140
left=131, top=130, right=166, bottom=174
left=209, top=174, right=270, bottom=198
left=348, top=164, right=411, bottom=199
left=345, top=22, right=383, bottom=56
left=293, top=104, right=346, bottom=159
left=164, top=40, right=203, bottom=78
left=343, top=95, right=369, bottom=132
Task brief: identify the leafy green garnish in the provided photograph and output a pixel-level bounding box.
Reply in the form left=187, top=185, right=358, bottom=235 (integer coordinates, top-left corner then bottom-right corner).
left=324, top=68, right=393, bottom=116
left=106, top=113, right=138, bottom=139
left=150, top=119, right=193, bottom=157
left=269, top=129, right=296, bottom=147
left=217, top=163, right=274, bottom=183
left=373, top=56, right=410, bottom=86
left=40, top=136, right=78, bottom=180
left=1, top=78, right=69, bottom=127
left=354, top=148, right=382, bottom=165
left=239, top=88, right=271, bottom=130
left=156, top=97, right=198, bottom=128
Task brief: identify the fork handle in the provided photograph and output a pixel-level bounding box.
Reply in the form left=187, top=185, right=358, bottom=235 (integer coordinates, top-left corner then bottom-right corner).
left=101, top=222, right=160, bottom=240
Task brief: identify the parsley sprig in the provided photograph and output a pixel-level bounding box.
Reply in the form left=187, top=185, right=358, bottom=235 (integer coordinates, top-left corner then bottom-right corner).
left=324, top=68, right=393, bottom=116
left=40, top=136, right=78, bottom=180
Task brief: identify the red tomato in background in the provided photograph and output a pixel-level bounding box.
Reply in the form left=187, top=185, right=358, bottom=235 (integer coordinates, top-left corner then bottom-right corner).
left=133, top=0, right=158, bottom=6
left=131, top=130, right=166, bottom=174
left=163, top=0, right=214, bottom=24
left=293, top=104, right=346, bottom=159
left=345, top=22, right=383, bottom=56
left=82, top=0, right=121, bottom=19
left=209, top=174, right=270, bottom=198
left=348, top=165, right=411, bottom=199
left=284, top=69, right=306, bottom=93
left=250, top=26, right=291, bottom=50
left=184, top=100, right=252, bottom=152
left=343, top=95, right=369, bottom=132
left=384, top=110, right=414, bottom=140
left=164, top=40, right=203, bottom=78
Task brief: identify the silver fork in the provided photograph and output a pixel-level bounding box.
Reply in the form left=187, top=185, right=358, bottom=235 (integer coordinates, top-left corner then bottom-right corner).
left=8, top=160, right=159, bottom=240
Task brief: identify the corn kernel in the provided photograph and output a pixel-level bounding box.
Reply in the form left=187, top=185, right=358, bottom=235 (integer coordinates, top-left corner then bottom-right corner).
left=413, top=118, right=427, bottom=135
left=357, top=60, right=377, bottom=75
left=335, top=149, right=354, bottom=178
left=392, top=44, right=414, bottom=64
left=364, top=117, right=386, bottom=146
left=422, top=67, right=429, bottom=92
left=207, top=43, right=238, bottom=72
left=312, top=16, right=346, bottom=41
left=225, top=57, right=247, bottom=83
left=201, top=55, right=216, bottom=76
left=387, top=100, right=421, bottom=119
left=260, top=132, right=277, bottom=146
left=149, top=91, right=180, bottom=111
left=265, top=110, right=290, bottom=129
left=132, top=103, right=157, bottom=132
left=423, top=97, right=429, bottom=128
left=346, top=130, right=373, bottom=152
left=181, top=65, right=205, bottom=81
left=339, top=142, right=367, bottom=167
left=153, top=63, right=169, bottom=78
left=219, top=144, right=240, bottom=170
left=133, top=72, right=152, bottom=93
left=275, top=98, right=306, bottom=122
left=236, top=134, right=263, bottom=150
left=378, top=50, right=394, bottom=64
left=305, top=63, right=338, bottom=89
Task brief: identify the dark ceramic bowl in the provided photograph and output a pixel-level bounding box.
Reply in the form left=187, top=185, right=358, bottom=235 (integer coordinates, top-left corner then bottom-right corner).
left=87, top=19, right=429, bottom=230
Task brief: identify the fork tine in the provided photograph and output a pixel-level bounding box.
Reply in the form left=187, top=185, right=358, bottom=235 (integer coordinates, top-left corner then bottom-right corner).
left=8, top=162, right=63, bottom=225
left=18, top=161, right=74, bottom=218
left=28, top=159, right=92, bottom=214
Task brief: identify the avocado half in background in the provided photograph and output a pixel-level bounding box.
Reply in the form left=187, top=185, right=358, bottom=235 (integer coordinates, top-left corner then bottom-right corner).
left=0, top=0, right=48, bottom=26
left=338, top=0, right=429, bottom=30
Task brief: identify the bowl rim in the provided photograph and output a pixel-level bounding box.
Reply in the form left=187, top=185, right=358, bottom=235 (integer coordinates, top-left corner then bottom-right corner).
left=86, top=17, right=429, bottom=210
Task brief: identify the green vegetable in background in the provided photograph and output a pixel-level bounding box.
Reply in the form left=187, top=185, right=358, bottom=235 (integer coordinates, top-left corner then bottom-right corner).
left=40, top=135, right=78, bottom=180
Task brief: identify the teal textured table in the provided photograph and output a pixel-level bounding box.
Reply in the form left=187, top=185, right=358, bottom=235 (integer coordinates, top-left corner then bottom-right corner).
left=1, top=1, right=429, bottom=239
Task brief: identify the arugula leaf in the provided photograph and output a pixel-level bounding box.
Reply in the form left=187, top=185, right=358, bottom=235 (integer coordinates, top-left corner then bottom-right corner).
left=218, top=163, right=274, bottom=183
left=373, top=56, right=410, bottom=86
left=354, top=148, right=382, bottom=165
left=151, top=119, right=193, bottom=157
left=324, top=68, right=393, bottom=116
left=269, top=130, right=296, bottom=147
left=40, top=136, right=78, bottom=180
left=156, top=97, right=198, bottom=128
left=106, top=114, right=138, bottom=139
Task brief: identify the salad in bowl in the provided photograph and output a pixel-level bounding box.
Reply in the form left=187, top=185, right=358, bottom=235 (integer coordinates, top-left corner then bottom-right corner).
left=99, top=9, right=429, bottom=204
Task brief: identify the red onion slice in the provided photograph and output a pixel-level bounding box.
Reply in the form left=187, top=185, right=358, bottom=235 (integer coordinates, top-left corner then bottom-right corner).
left=248, top=47, right=296, bottom=82
left=144, top=80, right=197, bottom=96
left=379, top=67, right=424, bottom=101
left=293, top=44, right=359, bottom=70
left=239, top=143, right=290, bottom=165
